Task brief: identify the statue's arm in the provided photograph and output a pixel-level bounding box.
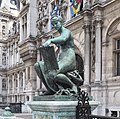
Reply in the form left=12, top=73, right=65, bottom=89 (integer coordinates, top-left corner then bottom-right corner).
left=43, top=30, right=70, bottom=47
left=51, top=31, right=70, bottom=44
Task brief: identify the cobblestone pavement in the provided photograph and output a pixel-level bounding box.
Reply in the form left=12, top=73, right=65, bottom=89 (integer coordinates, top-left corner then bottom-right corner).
left=14, top=113, right=32, bottom=119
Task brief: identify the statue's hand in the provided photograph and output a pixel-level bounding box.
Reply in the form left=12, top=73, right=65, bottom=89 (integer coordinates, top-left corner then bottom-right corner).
left=42, top=40, right=51, bottom=47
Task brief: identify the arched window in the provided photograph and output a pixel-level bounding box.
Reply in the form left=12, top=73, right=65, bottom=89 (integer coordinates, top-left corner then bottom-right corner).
left=2, top=79, right=6, bottom=89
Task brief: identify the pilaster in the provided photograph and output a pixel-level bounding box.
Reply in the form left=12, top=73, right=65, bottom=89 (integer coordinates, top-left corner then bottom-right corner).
left=82, top=9, right=92, bottom=95
left=92, top=3, right=103, bottom=83
left=12, top=74, right=14, bottom=94
left=17, top=72, right=20, bottom=93
left=7, top=45, right=10, bottom=66
left=36, top=40, right=41, bottom=90
left=26, top=67, right=28, bottom=81
left=23, top=70, right=25, bottom=91
left=8, top=76, right=10, bottom=94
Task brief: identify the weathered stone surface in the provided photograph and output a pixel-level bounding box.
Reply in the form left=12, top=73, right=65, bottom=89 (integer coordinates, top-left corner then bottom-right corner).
left=28, top=100, right=99, bottom=119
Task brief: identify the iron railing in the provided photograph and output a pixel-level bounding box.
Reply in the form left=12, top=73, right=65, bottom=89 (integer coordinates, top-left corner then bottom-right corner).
left=89, top=115, right=120, bottom=119
left=76, top=86, right=120, bottom=119
left=9, top=102, right=24, bottom=113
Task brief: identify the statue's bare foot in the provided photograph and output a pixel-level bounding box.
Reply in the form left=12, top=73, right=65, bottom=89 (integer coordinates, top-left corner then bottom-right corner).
left=55, top=88, right=76, bottom=96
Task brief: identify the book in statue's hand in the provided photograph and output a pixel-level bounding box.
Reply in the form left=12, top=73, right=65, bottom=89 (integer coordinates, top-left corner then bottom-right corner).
left=40, top=46, right=59, bottom=71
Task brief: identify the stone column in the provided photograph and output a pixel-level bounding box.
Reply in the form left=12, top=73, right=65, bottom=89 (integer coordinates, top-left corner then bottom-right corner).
left=93, top=5, right=102, bottom=83
left=0, top=19, right=2, bottom=39
left=9, top=45, right=11, bottom=67
left=17, top=72, right=20, bottom=93
left=26, top=67, right=28, bottom=80
left=16, top=48, right=19, bottom=63
left=13, top=43, right=15, bottom=66
left=83, top=10, right=92, bottom=95
left=8, top=76, right=10, bottom=94
left=91, top=4, right=103, bottom=115
left=12, top=74, right=14, bottom=94
left=30, top=65, right=36, bottom=90
left=23, top=70, right=25, bottom=91
left=0, top=47, right=2, bottom=66
left=14, top=42, right=16, bottom=65
left=8, top=45, right=10, bottom=67
left=0, top=76, right=2, bottom=96
left=20, top=18, right=23, bottom=42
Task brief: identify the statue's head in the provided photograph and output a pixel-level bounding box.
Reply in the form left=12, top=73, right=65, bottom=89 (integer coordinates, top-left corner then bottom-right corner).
left=51, top=15, right=63, bottom=31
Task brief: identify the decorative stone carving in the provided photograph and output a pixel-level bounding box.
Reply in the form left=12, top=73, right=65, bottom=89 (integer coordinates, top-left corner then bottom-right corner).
left=91, top=25, right=95, bottom=71
left=59, top=0, right=68, bottom=21
left=108, top=21, right=120, bottom=36
left=36, top=0, right=49, bottom=35
left=2, top=53, right=6, bottom=65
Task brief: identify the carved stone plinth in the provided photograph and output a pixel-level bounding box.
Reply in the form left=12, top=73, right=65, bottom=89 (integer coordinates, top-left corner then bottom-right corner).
left=28, top=96, right=99, bottom=119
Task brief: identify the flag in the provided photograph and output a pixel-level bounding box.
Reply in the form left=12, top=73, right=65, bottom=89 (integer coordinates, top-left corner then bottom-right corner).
left=70, top=0, right=83, bottom=17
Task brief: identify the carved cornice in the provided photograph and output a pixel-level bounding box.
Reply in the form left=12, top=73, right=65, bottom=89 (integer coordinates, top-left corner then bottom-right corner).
left=0, top=12, right=17, bottom=20
left=107, top=20, right=120, bottom=36
left=91, top=0, right=103, bottom=10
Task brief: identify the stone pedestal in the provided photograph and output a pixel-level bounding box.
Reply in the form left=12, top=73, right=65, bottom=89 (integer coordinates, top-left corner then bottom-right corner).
left=28, top=96, right=99, bottom=119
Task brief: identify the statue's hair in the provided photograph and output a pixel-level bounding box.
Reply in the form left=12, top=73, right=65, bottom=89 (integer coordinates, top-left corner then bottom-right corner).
left=51, top=15, right=63, bottom=24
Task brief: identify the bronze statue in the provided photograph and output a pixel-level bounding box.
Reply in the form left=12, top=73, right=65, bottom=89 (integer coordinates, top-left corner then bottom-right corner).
left=34, top=14, right=83, bottom=95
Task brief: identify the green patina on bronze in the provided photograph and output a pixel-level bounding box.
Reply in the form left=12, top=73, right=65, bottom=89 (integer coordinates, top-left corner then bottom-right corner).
left=2, top=107, right=14, bottom=117
left=34, top=14, right=83, bottom=95
left=33, top=95, right=77, bottom=101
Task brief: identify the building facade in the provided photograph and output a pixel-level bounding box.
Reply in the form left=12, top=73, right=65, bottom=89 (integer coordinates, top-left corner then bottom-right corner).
left=0, top=0, right=37, bottom=111
left=0, top=0, right=120, bottom=116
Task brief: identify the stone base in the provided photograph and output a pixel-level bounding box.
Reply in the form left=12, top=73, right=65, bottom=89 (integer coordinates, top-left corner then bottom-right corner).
left=28, top=100, right=77, bottom=119
left=28, top=96, right=99, bottom=119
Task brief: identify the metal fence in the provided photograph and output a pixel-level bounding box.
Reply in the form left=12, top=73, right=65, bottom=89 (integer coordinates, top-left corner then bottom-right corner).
left=9, top=102, right=23, bottom=113
left=89, top=115, right=120, bottom=119
left=76, top=87, right=120, bottom=119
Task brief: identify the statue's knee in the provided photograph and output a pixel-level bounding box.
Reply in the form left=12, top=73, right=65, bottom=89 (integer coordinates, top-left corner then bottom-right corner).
left=54, top=73, right=64, bottom=82
left=55, top=74, right=63, bottom=78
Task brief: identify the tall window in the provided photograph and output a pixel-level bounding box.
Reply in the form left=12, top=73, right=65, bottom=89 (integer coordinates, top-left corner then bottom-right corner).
left=2, top=79, right=6, bottom=89
left=15, top=74, right=18, bottom=87
left=22, top=14, right=27, bottom=40
left=28, top=67, right=30, bottom=80
left=117, top=40, right=120, bottom=75
left=19, top=72, right=23, bottom=87
left=114, top=39, right=120, bottom=75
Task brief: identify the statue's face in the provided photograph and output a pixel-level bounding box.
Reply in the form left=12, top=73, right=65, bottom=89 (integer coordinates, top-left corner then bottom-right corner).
left=52, top=20, right=62, bottom=31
